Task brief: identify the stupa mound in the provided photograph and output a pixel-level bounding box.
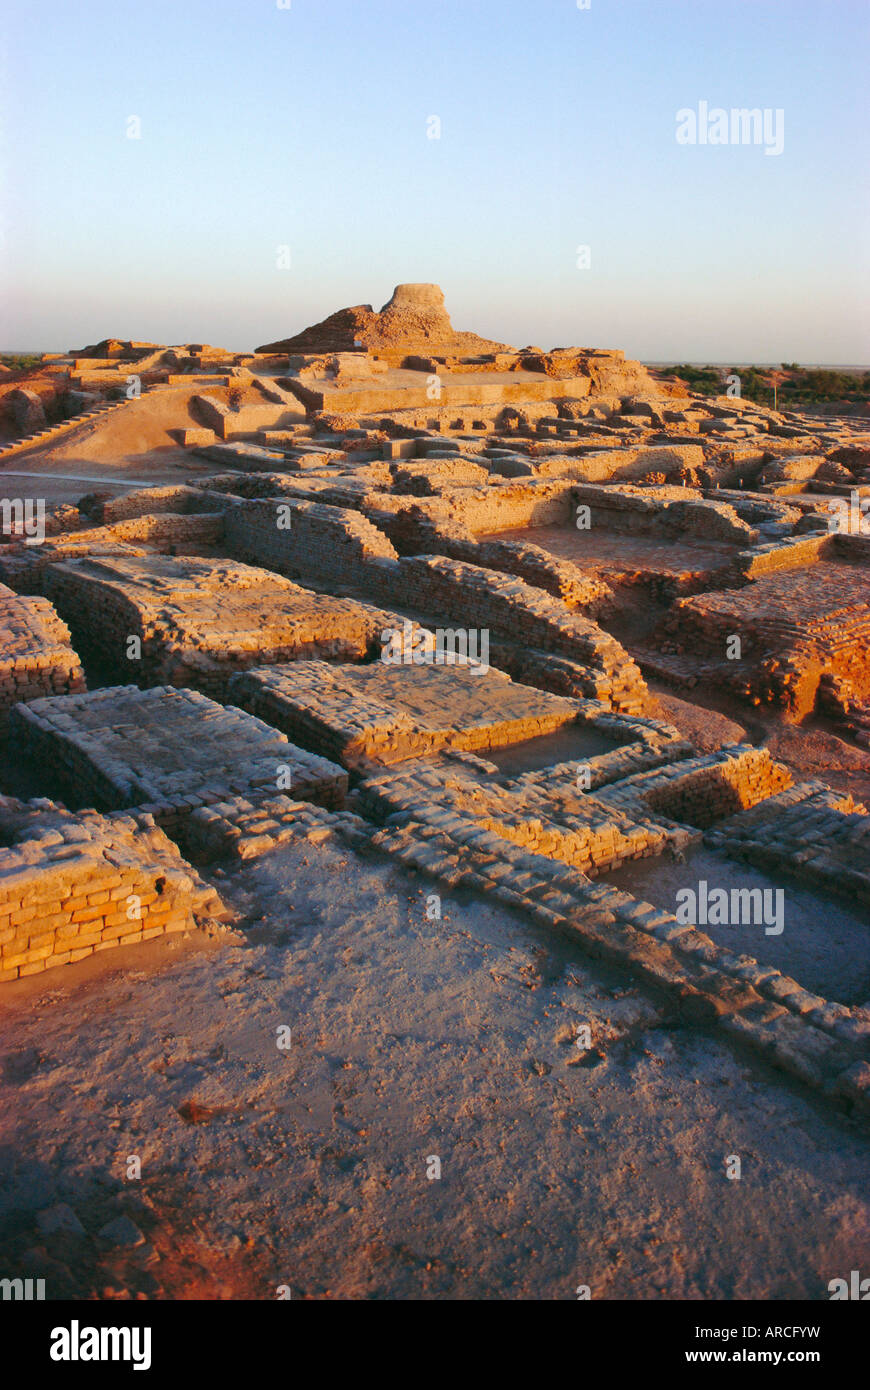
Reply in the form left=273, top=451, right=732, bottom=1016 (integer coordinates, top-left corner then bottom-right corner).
left=256, top=282, right=510, bottom=356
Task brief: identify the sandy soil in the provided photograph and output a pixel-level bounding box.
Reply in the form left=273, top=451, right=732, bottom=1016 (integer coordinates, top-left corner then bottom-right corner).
left=1, top=832, right=867, bottom=1301
left=0, top=449, right=217, bottom=508
left=608, top=845, right=870, bottom=1005
left=484, top=525, right=737, bottom=580
left=651, top=688, right=749, bottom=752
left=0, top=383, right=288, bottom=504
left=44, top=386, right=206, bottom=467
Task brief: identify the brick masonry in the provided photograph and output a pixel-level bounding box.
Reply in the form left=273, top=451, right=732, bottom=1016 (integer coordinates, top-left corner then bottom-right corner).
left=223, top=496, right=398, bottom=589
left=0, top=795, right=227, bottom=983
left=175, top=764, right=869, bottom=1118
left=229, top=660, right=583, bottom=769
left=656, top=561, right=870, bottom=718
left=388, top=555, right=649, bottom=715
left=349, top=757, right=870, bottom=1117
left=43, top=553, right=401, bottom=696
left=9, top=685, right=348, bottom=846
left=0, top=582, right=86, bottom=726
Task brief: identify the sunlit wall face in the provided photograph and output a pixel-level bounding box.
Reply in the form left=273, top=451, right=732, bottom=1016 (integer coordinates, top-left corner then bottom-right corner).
left=1, top=0, right=867, bottom=362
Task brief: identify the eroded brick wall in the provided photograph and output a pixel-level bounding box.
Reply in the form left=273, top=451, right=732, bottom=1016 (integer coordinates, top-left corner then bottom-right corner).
left=0, top=585, right=86, bottom=725
left=390, top=555, right=648, bottom=714
left=43, top=554, right=394, bottom=695
left=0, top=801, right=225, bottom=983
left=223, top=496, right=398, bottom=587
left=571, top=482, right=756, bottom=544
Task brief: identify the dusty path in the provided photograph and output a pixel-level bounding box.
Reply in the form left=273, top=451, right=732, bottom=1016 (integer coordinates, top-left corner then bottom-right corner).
left=1, top=470, right=154, bottom=487
left=0, top=832, right=867, bottom=1300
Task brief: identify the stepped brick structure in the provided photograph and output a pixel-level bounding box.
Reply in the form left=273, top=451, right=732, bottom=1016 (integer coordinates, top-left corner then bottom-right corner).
left=656, top=561, right=870, bottom=718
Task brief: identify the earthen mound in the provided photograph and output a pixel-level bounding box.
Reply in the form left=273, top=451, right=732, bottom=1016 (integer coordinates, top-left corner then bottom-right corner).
left=256, top=283, right=510, bottom=356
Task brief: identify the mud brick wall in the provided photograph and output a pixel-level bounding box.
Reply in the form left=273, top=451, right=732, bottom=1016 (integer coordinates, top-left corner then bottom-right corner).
left=0, top=585, right=86, bottom=725
left=253, top=474, right=394, bottom=504
left=469, top=798, right=679, bottom=879
left=2, top=514, right=224, bottom=559
left=0, top=501, right=89, bottom=545
left=366, top=506, right=612, bottom=612
left=89, top=485, right=231, bottom=523
left=215, top=476, right=576, bottom=546
left=706, top=781, right=870, bottom=909
left=96, top=513, right=225, bottom=550
left=389, top=555, right=648, bottom=715
left=43, top=559, right=154, bottom=679
left=431, top=749, right=696, bottom=876
left=733, top=531, right=834, bottom=579
left=230, top=663, right=434, bottom=766
left=355, top=763, right=870, bottom=1118
left=0, top=513, right=224, bottom=601
left=658, top=563, right=870, bottom=717
left=192, top=398, right=302, bottom=443
left=390, top=459, right=491, bottom=492
left=204, top=466, right=393, bottom=497
left=364, top=481, right=576, bottom=538
left=361, top=499, right=465, bottom=554
left=437, top=481, right=575, bottom=534
left=229, top=661, right=580, bottom=770
left=0, top=540, right=149, bottom=596
left=186, top=794, right=371, bottom=864
left=194, top=439, right=288, bottom=467
left=832, top=533, right=870, bottom=564
left=355, top=760, right=692, bottom=879
left=9, top=685, right=348, bottom=829
left=597, top=746, right=793, bottom=829
left=43, top=554, right=394, bottom=696
left=0, top=801, right=225, bottom=983
left=507, top=714, right=693, bottom=795
left=567, top=444, right=705, bottom=483
left=187, top=471, right=303, bottom=499
left=463, top=538, right=611, bottom=610
left=484, top=643, right=635, bottom=709
left=570, top=482, right=756, bottom=544
left=223, top=496, right=398, bottom=587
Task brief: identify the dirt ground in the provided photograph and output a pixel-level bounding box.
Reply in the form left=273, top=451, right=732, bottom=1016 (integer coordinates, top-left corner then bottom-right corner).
left=40, top=386, right=209, bottom=468
left=0, top=454, right=217, bottom=509
left=0, top=831, right=867, bottom=1301
left=0, top=384, right=229, bottom=502
left=608, top=843, right=870, bottom=1004
left=485, top=524, right=737, bottom=582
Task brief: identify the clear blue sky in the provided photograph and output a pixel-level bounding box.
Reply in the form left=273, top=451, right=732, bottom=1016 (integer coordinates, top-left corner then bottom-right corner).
left=1, top=0, right=867, bottom=361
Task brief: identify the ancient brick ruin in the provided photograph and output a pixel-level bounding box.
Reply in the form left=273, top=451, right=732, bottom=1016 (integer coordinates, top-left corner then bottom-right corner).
left=0, top=582, right=85, bottom=725
left=0, top=796, right=225, bottom=982
left=1, top=284, right=868, bottom=1129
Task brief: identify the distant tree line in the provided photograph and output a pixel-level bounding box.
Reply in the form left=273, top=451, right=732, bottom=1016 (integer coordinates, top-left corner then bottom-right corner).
left=663, top=363, right=870, bottom=404
left=1, top=354, right=43, bottom=372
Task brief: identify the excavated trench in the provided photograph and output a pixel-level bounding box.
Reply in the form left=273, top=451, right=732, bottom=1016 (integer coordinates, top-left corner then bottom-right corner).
left=485, top=723, right=631, bottom=776
left=603, top=843, right=870, bottom=1006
